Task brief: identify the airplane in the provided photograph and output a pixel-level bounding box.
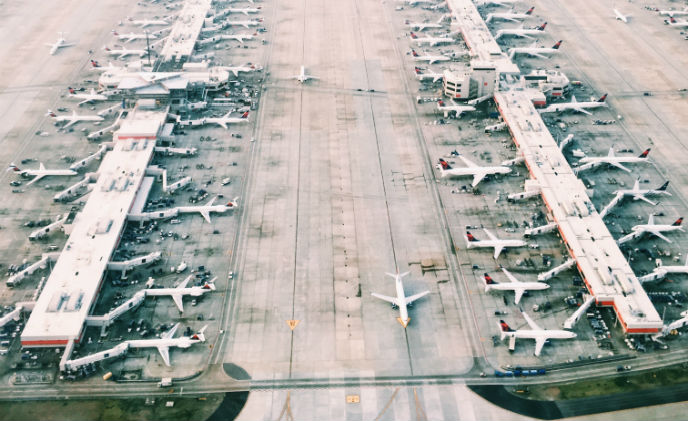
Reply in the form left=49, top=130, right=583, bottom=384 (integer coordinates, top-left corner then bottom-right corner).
left=465, top=229, right=527, bottom=259
left=7, top=162, right=77, bottom=186
left=129, top=18, right=169, bottom=28
left=176, top=196, right=240, bottom=223
left=499, top=311, right=576, bottom=356
left=113, top=30, right=157, bottom=43
left=371, top=271, right=430, bottom=328
left=125, top=323, right=207, bottom=366
left=46, top=110, right=105, bottom=128
left=405, top=16, right=446, bottom=31
left=294, top=65, right=319, bottom=83
left=104, top=46, right=147, bottom=59
left=539, top=93, right=607, bottom=115
left=485, top=6, right=535, bottom=23
left=222, top=64, right=260, bottom=77
left=494, top=22, right=546, bottom=39
left=436, top=99, right=476, bottom=118
left=414, top=67, right=444, bottom=83
left=665, top=17, right=688, bottom=27
left=145, top=276, right=216, bottom=312
left=617, top=214, right=684, bottom=244
left=660, top=7, right=688, bottom=17
left=436, top=155, right=511, bottom=188
left=575, top=147, right=650, bottom=173
left=225, top=7, right=261, bottom=15
left=409, top=32, right=454, bottom=46
left=204, top=111, right=249, bottom=130
left=614, top=9, right=630, bottom=23
left=614, top=180, right=670, bottom=206
left=89, top=60, right=120, bottom=72
left=224, top=33, right=255, bottom=43
left=474, top=0, right=522, bottom=6
left=398, top=0, right=439, bottom=6
left=67, top=88, right=109, bottom=106
left=46, top=33, right=75, bottom=55
left=508, top=40, right=562, bottom=59
left=224, top=19, right=263, bottom=29
left=411, top=49, right=450, bottom=64
left=483, top=269, right=549, bottom=304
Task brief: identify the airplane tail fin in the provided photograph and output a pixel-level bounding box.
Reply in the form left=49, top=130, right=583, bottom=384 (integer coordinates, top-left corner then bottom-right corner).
left=6, top=163, right=20, bottom=172
left=671, top=17, right=677, bottom=23
left=90, top=59, right=99, bottom=68
left=438, top=158, right=452, bottom=170
left=411, top=49, right=419, bottom=57
left=552, top=40, right=563, bottom=49
left=191, top=325, right=208, bottom=342
left=673, top=217, right=683, bottom=226
left=68, top=87, right=75, bottom=94
left=499, top=320, right=514, bottom=340
left=241, top=111, right=249, bottom=119
left=202, top=277, right=217, bottom=291
left=658, top=181, right=670, bottom=191
left=484, top=273, right=496, bottom=291
left=410, top=32, right=418, bottom=39
left=466, top=231, right=478, bottom=242
left=526, top=6, right=534, bottom=15
left=46, top=110, right=56, bottom=117
left=538, top=22, right=547, bottom=30
left=639, top=148, right=651, bottom=158
left=414, top=67, right=422, bottom=74
left=598, top=93, right=608, bottom=102
left=227, top=197, right=240, bottom=208
left=437, top=99, right=445, bottom=107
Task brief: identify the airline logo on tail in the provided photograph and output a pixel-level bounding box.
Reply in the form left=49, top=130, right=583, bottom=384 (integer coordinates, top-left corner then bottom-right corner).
left=499, top=320, right=514, bottom=332
left=6, top=164, right=20, bottom=172
left=68, top=87, right=75, bottom=94
left=597, top=93, right=608, bottom=102
left=410, top=32, right=418, bottom=39
left=414, top=67, right=422, bottom=74
left=673, top=217, right=684, bottom=226
left=484, top=273, right=496, bottom=285
left=639, top=148, right=651, bottom=158
left=466, top=231, right=478, bottom=242
left=241, top=111, right=249, bottom=119
left=438, top=158, right=452, bottom=170
left=411, top=49, right=419, bottom=57
left=659, top=181, right=670, bottom=191
left=90, top=60, right=100, bottom=68
left=552, top=40, right=563, bottom=49
left=538, top=22, right=547, bottom=30
left=526, top=6, right=534, bottom=15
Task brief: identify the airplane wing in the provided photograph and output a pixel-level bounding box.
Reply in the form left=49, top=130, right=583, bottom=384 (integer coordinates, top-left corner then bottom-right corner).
left=513, top=288, right=525, bottom=304
left=39, top=162, right=46, bottom=171
left=529, top=52, right=549, bottom=60
left=651, top=230, right=672, bottom=243
left=608, top=161, right=631, bottom=172
left=534, top=337, right=546, bottom=356
left=648, top=214, right=655, bottom=225
left=428, top=58, right=438, bottom=64
left=520, top=34, right=535, bottom=40
left=483, top=228, right=498, bottom=241
left=177, top=276, right=191, bottom=289
left=162, top=323, right=180, bottom=339
left=157, top=345, right=172, bottom=366
left=433, top=75, right=442, bottom=83
left=171, top=293, right=184, bottom=312
left=406, top=290, right=430, bottom=304
left=571, top=107, right=592, bottom=115
left=231, top=69, right=239, bottom=77
left=502, top=268, right=520, bottom=283
left=218, top=121, right=228, bottom=130
left=522, top=311, right=541, bottom=330
left=200, top=210, right=212, bottom=224
left=63, top=119, right=77, bottom=128
left=241, top=23, right=249, bottom=29
left=493, top=245, right=504, bottom=259
left=634, top=194, right=657, bottom=206
left=26, top=174, right=44, bottom=186
left=503, top=17, right=519, bottom=22
left=458, top=154, right=478, bottom=168
left=78, top=99, right=92, bottom=106
left=471, top=173, right=486, bottom=188
left=371, top=293, right=400, bottom=307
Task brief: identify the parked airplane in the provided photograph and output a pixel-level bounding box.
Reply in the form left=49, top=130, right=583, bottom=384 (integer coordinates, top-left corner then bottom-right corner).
left=224, top=33, right=254, bottom=43
left=410, top=32, right=454, bottom=46
left=614, top=9, right=631, bottom=23
left=539, top=93, right=607, bottom=115
left=226, top=7, right=261, bottom=15
left=67, top=88, right=109, bottom=106
left=224, top=19, right=263, bottom=29
left=615, top=180, right=670, bottom=206
left=475, top=0, right=522, bottom=6
left=398, top=0, right=438, bottom=6
left=205, top=111, right=249, bottom=130
left=436, top=155, right=510, bottom=187
left=405, top=16, right=445, bottom=31
left=508, top=40, right=561, bottom=59
left=576, top=147, right=650, bottom=173
left=46, top=110, right=105, bottom=128
left=176, top=196, right=240, bottom=223
left=113, top=30, right=157, bottom=43
left=411, top=49, right=450, bottom=64
left=665, top=16, right=688, bottom=27
left=126, top=323, right=207, bottom=366
left=617, top=215, right=684, bottom=244
left=436, top=100, right=475, bottom=118
left=414, top=67, right=444, bottom=83
left=499, top=311, right=576, bottom=356
left=89, top=60, right=120, bottom=72
left=294, top=65, right=319, bottom=83
left=494, top=22, right=546, bottom=39
left=7, top=163, right=77, bottom=185
left=129, top=18, right=169, bottom=28
left=371, top=271, right=430, bottom=328
left=484, top=269, right=549, bottom=304
left=465, top=230, right=526, bottom=258
left=145, top=276, right=216, bottom=312
left=222, top=64, right=260, bottom=77
left=660, top=7, right=688, bottom=17
left=104, top=46, right=147, bottom=59
left=46, top=33, right=74, bottom=55
left=485, top=6, right=534, bottom=23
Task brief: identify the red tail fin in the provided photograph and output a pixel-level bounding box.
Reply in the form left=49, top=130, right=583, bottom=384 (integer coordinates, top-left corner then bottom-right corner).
left=500, top=320, right=514, bottom=332
left=415, top=67, right=421, bottom=74
left=538, top=22, right=547, bottom=30
left=410, top=32, right=418, bottom=39
left=526, top=6, right=534, bottom=15
left=552, top=40, right=562, bottom=49
left=113, top=31, right=119, bottom=36
left=241, top=111, right=249, bottom=119
left=438, top=99, right=445, bottom=107
left=671, top=17, right=677, bottom=23
left=68, top=87, right=75, bottom=94
left=411, top=49, right=419, bottom=57
left=639, top=148, right=650, bottom=158
left=438, top=158, right=451, bottom=170
left=597, top=93, right=608, bottom=102
left=673, top=217, right=683, bottom=226
left=466, top=231, right=477, bottom=242
left=202, top=283, right=212, bottom=290
left=484, top=273, right=495, bottom=285
left=90, top=59, right=100, bottom=67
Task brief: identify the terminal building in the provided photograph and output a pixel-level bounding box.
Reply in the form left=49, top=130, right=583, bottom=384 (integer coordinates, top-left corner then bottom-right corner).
left=442, top=61, right=496, bottom=100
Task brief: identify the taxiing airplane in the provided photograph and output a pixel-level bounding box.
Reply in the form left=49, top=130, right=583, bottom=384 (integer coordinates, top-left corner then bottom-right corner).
left=224, top=19, right=263, bottom=29
left=145, top=276, right=216, bottom=312
left=129, top=18, right=169, bottom=28
left=508, top=40, right=561, bottom=59
left=660, top=7, right=688, bottom=17
left=614, top=180, right=670, bottom=206
left=539, top=93, right=607, bottom=115
left=666, top=17, right=688, bottom=27
left=411, top=49, right=450, bottom=64
left=414, top=67, right=444, bottom=83
left=126, top=323, right=207, bottom=366
left=371, top=271, right=430, bottom=328
left=484, top=269, right=549, bottom=304
left=7, top=162, right=77, bottom=186
left=46, top=110, right=105, bottom=128
left=104, top=46, right=147, bottom=60
left=485, top=6, right=534, bottom=23
left=436, top=99, right=475, bottom=118
left=68, top=88, right=109, bottom=106
left=499, top=311, right=576, bottom=356
left=617, top=214, right=684, bottom=244
left=294, top=65, right=319, bottom=83
left=575, top=147, right=650, bottom=173
left=436, top=155, right=510, bottom=188
left=113, top=30, right=157, bottom=43
left=46, top=33, right=75, bottom=55
left=405, top=16, right=445, bottom=31
left=494, top=22, right=546, bottom=39
left=410, top=32, right=454, bottom=46
left=465, top=229, right=527, bottom=259
left=614, top=9, right=631, bottom=23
